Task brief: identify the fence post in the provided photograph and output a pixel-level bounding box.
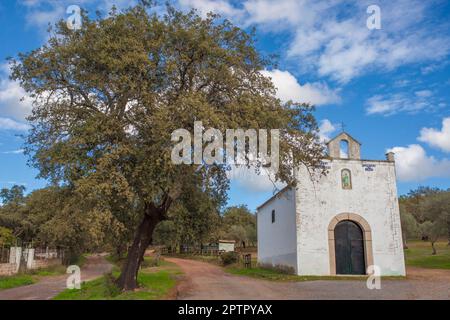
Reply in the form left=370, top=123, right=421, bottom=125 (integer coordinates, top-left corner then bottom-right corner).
left=26, top=248, right=35, bottom=269
left=9, top=247, right=22, bottom=273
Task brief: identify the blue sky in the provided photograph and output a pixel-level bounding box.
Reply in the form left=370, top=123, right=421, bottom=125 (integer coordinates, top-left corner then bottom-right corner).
left=0, top=0, right=449, bottom=212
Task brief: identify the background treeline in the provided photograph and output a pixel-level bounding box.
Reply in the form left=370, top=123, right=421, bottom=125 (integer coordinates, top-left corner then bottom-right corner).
left=152, top=204, right=257, bottom=249
left=2, top=183, right=448, bottom=259
left=0, top=185, right=256, bottom=261
left=400, top=186, right=450, bottom=254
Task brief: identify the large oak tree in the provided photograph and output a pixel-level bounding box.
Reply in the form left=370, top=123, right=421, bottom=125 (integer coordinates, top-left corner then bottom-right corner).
left=11, top=4, right=324, bottom=290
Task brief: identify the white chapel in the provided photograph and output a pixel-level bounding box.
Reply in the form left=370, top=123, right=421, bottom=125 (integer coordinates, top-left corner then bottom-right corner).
left=256, top=132, right=406, bottom=276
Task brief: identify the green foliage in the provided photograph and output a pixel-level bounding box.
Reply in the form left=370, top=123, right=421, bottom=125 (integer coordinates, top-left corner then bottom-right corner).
left=153, top=221, right=178, bottom=247
left=400, top=186, right=449, bottom=253
left=10, top=3, right=323, bottom=288
left=141, top=256, right=160, bottom=268
left=0, top=185, right=25, bottom=205
left=103, top=272, right=121, bottom=297
left=0, top=227, right=15, bottom=246
left=221, top=205, right=256, bottom=246
left=220, top=251, right=238, bottom=265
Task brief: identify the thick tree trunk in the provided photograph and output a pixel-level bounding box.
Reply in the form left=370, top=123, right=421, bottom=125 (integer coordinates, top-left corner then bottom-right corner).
left=116, top=204, right=163, bottom=291
left=431, top=241, right=437, bottom=255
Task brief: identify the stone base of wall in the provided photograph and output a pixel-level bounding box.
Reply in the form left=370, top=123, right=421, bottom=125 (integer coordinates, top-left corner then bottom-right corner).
left=31, top=258, right=62, bottom=270
left=0, top=263, right=17, bottom=276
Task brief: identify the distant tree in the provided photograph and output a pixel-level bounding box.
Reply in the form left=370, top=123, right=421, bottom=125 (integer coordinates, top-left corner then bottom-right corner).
left=403, top=186, right=441, bottom=223
left=0, top=227, right=15, bottom=246
left=11, top=4, right=323, bottom=290
left=223, top=205, right=255, bottom=227
left=0, top=185, right=25, bottom=205
left=226, top=225, right=248, bottom=247
left=153, top=221, right=179, bottom=249
left=419, top=191, right=449, bottom=254
left=222, top=205, right=256, bottom=247
left=0, top=186, right=119, bottom=263
left=399, top=201, right=420, bottom=248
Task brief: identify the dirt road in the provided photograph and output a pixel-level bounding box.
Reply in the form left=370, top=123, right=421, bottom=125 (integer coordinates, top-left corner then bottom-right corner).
left=0, top=255, right=112, bottom=300
left=167, top=258, right=450, bottom=300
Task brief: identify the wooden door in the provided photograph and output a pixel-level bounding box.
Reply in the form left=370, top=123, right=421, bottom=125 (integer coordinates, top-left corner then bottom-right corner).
left=334, top=220, right=365, bottom=275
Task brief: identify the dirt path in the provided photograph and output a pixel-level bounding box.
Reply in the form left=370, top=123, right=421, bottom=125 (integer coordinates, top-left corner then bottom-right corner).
left=167, top=258, right=450, bottom=300
left=0, top=254, right=112, bottom=300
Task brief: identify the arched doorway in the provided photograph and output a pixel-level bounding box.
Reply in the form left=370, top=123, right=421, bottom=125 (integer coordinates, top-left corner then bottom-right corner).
left=334, top=220, right=365, bottom=275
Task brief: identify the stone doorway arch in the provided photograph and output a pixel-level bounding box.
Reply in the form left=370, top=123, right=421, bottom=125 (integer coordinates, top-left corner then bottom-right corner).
left=328, top=213, right=374, bottom=275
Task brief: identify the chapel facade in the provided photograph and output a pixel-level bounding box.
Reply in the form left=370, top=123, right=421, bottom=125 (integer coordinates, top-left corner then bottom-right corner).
left=257, top=132, right=406, bottom=276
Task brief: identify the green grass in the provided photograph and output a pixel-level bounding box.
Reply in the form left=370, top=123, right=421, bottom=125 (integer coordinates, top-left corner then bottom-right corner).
left=226, top=266, right=370, bottom=281
left=226, top=265, right=405, bottom=281
left=53, top=258, right=182, bottom=300
left=0, top=274, right=35, bottom=290
left=0, top=253, right=89, bottom=291
left=0, top=263, right=68, bottom=291
left=405, top=240, right=450, bottom=269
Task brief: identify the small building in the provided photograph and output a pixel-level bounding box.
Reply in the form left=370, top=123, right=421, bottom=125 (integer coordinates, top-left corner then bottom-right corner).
left=218, top=240, right=235, bottom=252
left=256, top=132, right=406, bottom=276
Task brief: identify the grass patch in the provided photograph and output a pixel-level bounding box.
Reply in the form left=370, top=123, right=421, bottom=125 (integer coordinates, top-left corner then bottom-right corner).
left=226, top=265, right=405, bottom=282
left=226, top=266, right=368, bottom=281
left=0, top=274, right=35, bottom=290
left=405, top=240, right=450, bottom=269
left=0, top=263, right=68, bottom=291
left=53, top=258, right=182, bottom=300
left=167, top=253, right=222, bottom=265
left=30, top=264, right=67, bottom=276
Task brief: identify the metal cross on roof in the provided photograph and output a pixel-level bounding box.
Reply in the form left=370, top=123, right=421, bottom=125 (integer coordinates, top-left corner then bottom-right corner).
left=340, top=122, right=346, bottom=132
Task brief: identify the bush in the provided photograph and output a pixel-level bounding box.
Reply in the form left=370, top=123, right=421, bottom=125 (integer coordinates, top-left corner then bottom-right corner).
left=258, top=263, right=295, bottom=275
left=141, top=256, right=160, bottom=268
left=220, top=252, right=238, bottom=266
left=103, top=272, right=121, bottom=297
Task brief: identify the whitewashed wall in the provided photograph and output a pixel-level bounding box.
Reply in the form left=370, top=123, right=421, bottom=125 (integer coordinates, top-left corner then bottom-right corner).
left=257, top=188, right=297, bottom=272
left=295, top=159, right=406, bottom=276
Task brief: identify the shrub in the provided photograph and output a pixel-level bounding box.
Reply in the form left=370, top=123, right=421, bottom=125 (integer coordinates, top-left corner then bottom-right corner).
left=220, top=252, right=238, bottom=266
left=103, top=272, right=121, bottom=297
left=141, top=256, right=160, bottom=268
left=258, top=263, right=295, bottom=275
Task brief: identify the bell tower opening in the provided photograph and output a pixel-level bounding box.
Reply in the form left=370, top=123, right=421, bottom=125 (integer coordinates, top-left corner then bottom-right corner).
left=326, top=132, right=361, bottom=159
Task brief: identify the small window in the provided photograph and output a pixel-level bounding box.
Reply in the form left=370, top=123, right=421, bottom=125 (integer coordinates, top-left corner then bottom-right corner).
left=271, top=210, right=275, bottom=223
left=341, top=169, right=352, bottom=189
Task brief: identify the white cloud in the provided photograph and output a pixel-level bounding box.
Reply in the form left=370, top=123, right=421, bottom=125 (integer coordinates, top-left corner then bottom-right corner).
left=228, top=165, right=285, bottom=192
left=387, top=144, right=450, bottom=181
left=179, top=0, right=242, bottom=18
left=179, top=0, right=450, bottom=83
left=365, top=92, right=439, bottom=116
left=415, top=90, right=432, bottom=98
left=0, top=70, right=33, bottom=121
left=2, top=149, right=25, bottom=154
left=418, top=117, right=450, bottom=153
left=318, top=119, right=337, bottom=142
left=0, top=118, right=30, bottom=131
left=261, top=69, right=340, bottom=105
